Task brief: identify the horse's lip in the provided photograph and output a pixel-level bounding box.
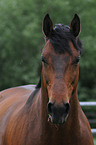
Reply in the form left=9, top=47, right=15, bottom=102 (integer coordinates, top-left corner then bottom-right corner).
left=48, top=114, right=69, bottom=125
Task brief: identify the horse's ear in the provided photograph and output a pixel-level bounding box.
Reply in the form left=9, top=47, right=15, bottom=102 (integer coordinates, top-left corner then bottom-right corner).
left=43, top=14, right=53, bottom=37
left=70, top=14, right=81, bottom=37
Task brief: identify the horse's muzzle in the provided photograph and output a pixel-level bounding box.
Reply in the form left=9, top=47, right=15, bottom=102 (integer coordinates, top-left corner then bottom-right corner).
left=47, top=102, right=70, bottom=124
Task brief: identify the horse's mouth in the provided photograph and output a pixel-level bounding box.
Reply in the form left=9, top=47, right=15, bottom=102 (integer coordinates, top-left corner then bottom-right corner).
left=48, top=114, right=69, bottom=125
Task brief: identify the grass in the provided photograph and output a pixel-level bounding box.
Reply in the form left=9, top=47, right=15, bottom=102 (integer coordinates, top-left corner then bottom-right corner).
left=94, top=138, right=96, bottom=145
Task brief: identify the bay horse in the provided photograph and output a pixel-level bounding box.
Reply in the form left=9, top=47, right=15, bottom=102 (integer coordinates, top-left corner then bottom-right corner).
left=0, top=14, right=94, bottom=145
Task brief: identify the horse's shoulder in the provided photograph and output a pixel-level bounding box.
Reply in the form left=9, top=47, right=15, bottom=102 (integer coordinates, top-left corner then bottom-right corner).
left=1, top=86, right=41, bottom=145
left=0, top=85, right=36, bottom=144
left=78, top=108, right=94, bottom=145
left=0, top=85, right=35, bottom=123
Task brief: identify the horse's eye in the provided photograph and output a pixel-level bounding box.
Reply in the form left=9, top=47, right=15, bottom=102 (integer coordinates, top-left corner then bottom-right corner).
left=41, top=56, right=48, bottom=64
left=72, top=57, right=80, bottom=65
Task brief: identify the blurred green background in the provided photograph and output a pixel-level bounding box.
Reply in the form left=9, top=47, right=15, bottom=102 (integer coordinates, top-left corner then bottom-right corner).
left=0, top=0, right=96, bottom=140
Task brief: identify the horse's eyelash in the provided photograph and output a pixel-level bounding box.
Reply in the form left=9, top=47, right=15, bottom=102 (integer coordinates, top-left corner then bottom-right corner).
left=72, top=57, right=80, bottom=65
left=41, top=56, right=48, bottom=64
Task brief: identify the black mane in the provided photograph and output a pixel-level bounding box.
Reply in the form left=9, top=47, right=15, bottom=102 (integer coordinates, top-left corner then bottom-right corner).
left=35, top=76, right=41, bottom=89
left=49, top=24, right=83, bottom=55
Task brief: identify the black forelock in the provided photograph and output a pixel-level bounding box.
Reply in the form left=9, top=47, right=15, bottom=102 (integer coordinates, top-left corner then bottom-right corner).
left=48, top=24, right=83, bottom=55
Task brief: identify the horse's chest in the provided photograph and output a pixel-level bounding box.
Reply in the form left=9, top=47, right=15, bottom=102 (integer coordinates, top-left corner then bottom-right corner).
left=35, top=130, right=85, bottom=145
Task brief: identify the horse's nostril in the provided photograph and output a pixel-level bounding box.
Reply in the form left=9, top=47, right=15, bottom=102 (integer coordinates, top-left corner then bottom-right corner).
left=47, top=102, right=54, bottom=114
left=64, top=103, right=70, bottom=113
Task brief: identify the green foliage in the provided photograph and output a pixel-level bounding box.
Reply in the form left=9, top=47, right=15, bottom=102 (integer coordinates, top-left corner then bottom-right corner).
left=94, top=138, right=96, bottom=145
left=0, top=0, right=96, bottom=104
left=0, top=0, right=42, bottom=89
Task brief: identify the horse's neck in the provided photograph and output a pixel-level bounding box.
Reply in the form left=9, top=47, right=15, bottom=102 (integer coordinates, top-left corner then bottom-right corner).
left=40, top=84, right=49, bottom=130
left=70, top=89, right=80, bottom=116
left=68, top=89, right=80, bottom=127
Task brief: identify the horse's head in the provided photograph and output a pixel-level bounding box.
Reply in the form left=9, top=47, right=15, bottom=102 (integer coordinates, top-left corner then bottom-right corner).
left=41, top=14, right=83, bottom=124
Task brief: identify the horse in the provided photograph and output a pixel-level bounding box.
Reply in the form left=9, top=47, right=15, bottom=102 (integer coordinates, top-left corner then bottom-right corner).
left=0, top=14, right=94, bottom=145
